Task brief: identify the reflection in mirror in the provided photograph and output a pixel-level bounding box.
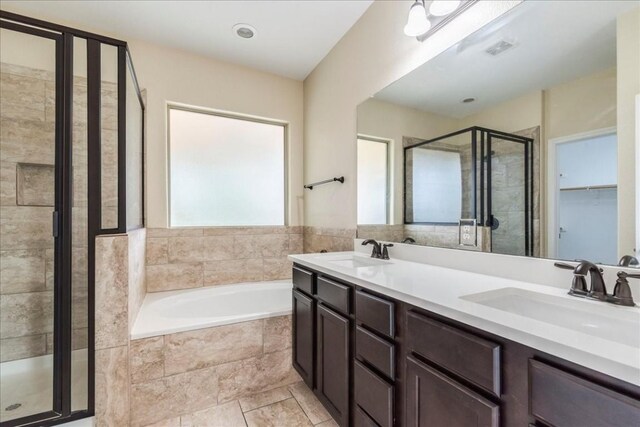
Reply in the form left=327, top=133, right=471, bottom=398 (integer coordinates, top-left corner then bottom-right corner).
left=356, top=0, right=640, bottom=266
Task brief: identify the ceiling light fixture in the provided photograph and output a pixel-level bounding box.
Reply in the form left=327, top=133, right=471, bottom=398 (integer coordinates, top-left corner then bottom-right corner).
left=233, top=23, right=256, bottom=39
left=404, top=0, right=431, bottom=37
left=429, top=0, right=461, bottom=17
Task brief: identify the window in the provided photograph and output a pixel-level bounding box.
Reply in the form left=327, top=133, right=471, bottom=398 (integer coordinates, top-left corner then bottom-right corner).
left=168, top=107, right=286, bottom=226
left=357, top=136, right=390, bottom=224
left=411, top=148, right=461, bottom=223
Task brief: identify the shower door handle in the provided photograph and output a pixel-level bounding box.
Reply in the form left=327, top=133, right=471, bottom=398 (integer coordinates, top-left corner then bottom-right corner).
left=52, top=211, right=60, bottom=238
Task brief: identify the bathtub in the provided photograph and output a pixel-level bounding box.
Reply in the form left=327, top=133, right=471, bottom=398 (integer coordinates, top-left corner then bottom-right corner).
left=131, top=280, right=293, bottom=339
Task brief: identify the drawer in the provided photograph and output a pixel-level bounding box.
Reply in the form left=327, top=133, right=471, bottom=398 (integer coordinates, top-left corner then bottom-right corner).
left=355, top=405, right=380, bottom=427
left=292, top=265, right=314, bottom=295
left=355, top=290, right=395, bottom=338
left=529, top=359, right=640, bottom=427
left=317, top=276, right=350, bottom=315
left=356, top=326, right=394, bottom=379
left=407, top=311, right=500, bottom=396
left=354, top=360, right=394, bottom=427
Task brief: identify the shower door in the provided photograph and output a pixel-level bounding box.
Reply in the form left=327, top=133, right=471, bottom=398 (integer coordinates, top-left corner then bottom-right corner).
left=484, top=131, right=534, bottom=257
left=0, top=18, right=87, bottom=427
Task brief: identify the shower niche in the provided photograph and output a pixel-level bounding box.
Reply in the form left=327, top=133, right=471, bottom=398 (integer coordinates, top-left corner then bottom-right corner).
left=0, top=11, right=144, bottom=427
left=404, top=126, right=538, bottom=256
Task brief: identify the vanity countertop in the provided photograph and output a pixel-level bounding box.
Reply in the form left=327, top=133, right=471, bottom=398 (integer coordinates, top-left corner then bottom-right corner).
left=288, top=251, right=640, bottom=386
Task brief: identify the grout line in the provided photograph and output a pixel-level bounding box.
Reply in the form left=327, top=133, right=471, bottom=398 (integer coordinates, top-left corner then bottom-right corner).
left=239, top=389, right=293, bottom=413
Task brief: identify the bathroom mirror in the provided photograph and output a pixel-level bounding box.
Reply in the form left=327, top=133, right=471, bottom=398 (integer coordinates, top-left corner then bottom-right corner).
left=356, top=0, right=639, bottom=266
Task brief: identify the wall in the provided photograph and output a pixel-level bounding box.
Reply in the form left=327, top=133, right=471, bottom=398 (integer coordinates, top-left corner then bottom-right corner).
left=145, top=226, right=303, bottom=292
left=357, top=98, right=457, bottom=224
left=617, top=7, right=640, bottom=257
left=127, top=39, right=305, bottom=229
left=545, top=67, right=617, bottom=140
left=303, top=0, right=521, bottom=241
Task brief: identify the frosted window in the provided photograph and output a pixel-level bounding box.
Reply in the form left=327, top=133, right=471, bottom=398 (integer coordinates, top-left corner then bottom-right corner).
left=169, top=108, right=285, bottom=226
left=412, top=148, right=462, bottom=223
left=357, top=138, right=389, bottom=224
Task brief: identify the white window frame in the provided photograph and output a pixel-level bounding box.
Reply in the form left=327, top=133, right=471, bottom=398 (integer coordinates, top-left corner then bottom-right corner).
left=357, top=134, right=392, bottom=225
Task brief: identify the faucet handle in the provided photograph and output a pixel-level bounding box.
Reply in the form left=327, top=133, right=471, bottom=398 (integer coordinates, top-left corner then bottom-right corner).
left=610, top=271, right=638, bottom=307
left=618, top=271, right=640, bottom=280
left=554, top=262, right=588, bottom=295
left=381, top=243, right=394, bottom=260
left=554, top=262, right=576, bottom=271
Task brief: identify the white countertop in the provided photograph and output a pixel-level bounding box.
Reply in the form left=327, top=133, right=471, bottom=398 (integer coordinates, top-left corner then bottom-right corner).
left=288, top=251, right=640, bottom=386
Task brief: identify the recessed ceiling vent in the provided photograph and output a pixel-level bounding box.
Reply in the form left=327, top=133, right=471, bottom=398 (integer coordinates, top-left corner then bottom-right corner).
left=485, top=40, right=515, bottom=56
left=233, top=23, right=256, bottom=39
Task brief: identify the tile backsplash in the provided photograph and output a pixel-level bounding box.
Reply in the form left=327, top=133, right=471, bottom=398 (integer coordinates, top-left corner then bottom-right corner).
left=145, top=226, right=304, bottom=292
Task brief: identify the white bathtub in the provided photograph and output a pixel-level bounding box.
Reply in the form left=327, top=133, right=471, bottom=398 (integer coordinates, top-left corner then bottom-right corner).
left=131, top=280, right=293, bottom=339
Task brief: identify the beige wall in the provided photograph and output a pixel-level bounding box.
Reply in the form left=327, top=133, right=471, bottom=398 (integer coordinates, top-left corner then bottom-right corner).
left=127, top=39, right=305, bottom=228
left=545, top=67, right=617, bottom=140
left=617, top=7, right=640, bottom=257
left=357, top=98, right=457, bottom=224
left=303, top=0, right=521, bottom=229
left=460, top=91, right=543, bottom=132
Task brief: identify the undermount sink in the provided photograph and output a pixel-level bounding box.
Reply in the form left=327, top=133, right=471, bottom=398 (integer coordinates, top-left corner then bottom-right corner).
left=326, top=255, right=391, bottom=269
left=461, top=288, right=640, bottom=347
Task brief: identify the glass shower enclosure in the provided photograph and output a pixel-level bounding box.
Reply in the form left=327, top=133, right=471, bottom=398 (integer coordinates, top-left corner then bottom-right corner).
left=0, top=11, right=144, bottom=427
left=404, top=126, right=536, bottom=256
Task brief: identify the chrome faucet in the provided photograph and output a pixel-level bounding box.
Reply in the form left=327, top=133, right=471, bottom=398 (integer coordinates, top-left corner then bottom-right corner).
left=554, top=260, right=633, bottom=304
left=618, top=255, right=639, bottom=267
left=362, top=239, right=382, bottom=258
left=381, top=243, right=394, bottom=260
left=575, top=260, right=607, bottom=300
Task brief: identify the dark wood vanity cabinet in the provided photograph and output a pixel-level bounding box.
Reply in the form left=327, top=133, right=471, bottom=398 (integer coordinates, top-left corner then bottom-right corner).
left=316, top=303, right=350, bottom=426
left=405, top=356, right=499, bottom=427
left=291, top=264, right=640, bottom=427
left=292, top=289, right=315, bottom=388
left=292, top=266, right=353, bottom=427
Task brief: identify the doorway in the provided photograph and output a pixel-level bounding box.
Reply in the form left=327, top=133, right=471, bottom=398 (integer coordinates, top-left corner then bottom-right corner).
left=548, top=128, right=618, bottom=264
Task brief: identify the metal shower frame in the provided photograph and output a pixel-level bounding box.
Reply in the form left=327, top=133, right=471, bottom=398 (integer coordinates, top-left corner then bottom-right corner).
left=0, top=10, right=145, bottom=427
left=403, top=126, right=535, bottom=256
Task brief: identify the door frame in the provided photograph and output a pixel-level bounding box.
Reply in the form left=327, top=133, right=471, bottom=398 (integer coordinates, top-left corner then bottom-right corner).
left=546, top=126, right=617, bottom=259
left=635, top=94, right=640, bottom=257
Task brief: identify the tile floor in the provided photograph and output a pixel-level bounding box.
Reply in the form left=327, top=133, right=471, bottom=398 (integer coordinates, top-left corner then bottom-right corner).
left=145, top=381, right=338, bottom=427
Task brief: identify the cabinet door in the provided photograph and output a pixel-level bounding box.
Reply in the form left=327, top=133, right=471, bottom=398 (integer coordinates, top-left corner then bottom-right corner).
left=316, top=303, right=350, bottom=427
left=406, top=356, right=499, bottom=427
left=293, top=289, right=315, bottom=387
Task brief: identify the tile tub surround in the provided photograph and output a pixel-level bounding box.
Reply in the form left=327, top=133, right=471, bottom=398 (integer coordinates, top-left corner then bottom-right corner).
left=145, top=226, right=303, bottom=292
left=94, top=230, right=147, bottom=426
left=303, top=226, right=356, bottom=253
left=129, top=315, right=300, bottom=426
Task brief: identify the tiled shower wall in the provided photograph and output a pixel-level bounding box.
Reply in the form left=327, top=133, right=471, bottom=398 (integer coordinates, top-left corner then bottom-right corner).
left=145, top=226, right=304, bottom=292
left=0, top=61, right=118, bottom=362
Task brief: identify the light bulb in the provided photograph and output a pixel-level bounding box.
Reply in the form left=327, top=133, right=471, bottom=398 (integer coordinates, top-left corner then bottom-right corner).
left=429, top=0, right=461, bottom=17
left=404, top=1, right=431, bottom=37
